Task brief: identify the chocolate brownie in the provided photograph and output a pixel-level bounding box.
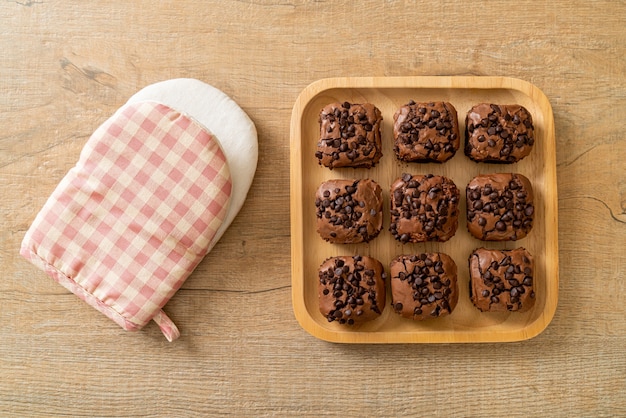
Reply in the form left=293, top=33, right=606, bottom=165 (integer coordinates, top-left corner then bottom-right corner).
left=315, top=179, right=383, bottom=244
left=393, top=101, right=460, bottom=162
left=466, top=173, right=534, bottom=241
left=389, top=173, right=460, bottom=243
left=465, top=103, right=535, bottom=163
left=390, top=253, right=458, bottom=320
left=469, top=247, right=535, bottom=312
left=318, top=255, right=386, bottom=325
left=315, top=102, right=383, bottom=169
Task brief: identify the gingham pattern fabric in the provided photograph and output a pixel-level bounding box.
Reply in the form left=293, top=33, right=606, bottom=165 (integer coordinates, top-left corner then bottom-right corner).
left=20, top=101, right=232, bottom=341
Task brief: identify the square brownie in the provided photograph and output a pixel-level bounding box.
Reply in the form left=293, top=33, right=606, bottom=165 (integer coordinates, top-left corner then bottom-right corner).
left=469, top=247, right=535, bottom=312
left=465, top=103, right=535, bottom=163
left=390, top=253, right=458, bottom=320
left=315, top=179, right=383, bottom=244
left=389, top=173, right=460, bottom=243
left=315, top=102, right=383, bottom=169
left=466, top=173, right=534, bottom=241
left=318, top=255, right=386, bottom=325
left=393, top=101, right=460, bottom=162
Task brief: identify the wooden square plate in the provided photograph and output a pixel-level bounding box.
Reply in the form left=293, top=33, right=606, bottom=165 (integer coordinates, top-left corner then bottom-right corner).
left=290, top=76, right=558, bottom=343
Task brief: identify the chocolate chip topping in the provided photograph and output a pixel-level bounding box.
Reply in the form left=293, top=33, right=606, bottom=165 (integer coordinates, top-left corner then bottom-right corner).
left=318, top=255, right=386, bottom=325
left=389, top=174, right=460, bottom=243
left=316, top=102, right=383, bottom=169
left=468, top=247, right=535, bottom=312
left=315, top=179, right=383, bottom=243
left=393, top=101, right=460, bottom=162
left=390, top=253, right=458, bottom=320
left=466, top=173, right=534, bottom=241
left=465, top=103, right=534, bottom=163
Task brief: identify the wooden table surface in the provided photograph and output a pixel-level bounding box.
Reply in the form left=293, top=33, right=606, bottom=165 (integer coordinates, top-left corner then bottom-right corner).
left=1, top=1, right=624, bottom=416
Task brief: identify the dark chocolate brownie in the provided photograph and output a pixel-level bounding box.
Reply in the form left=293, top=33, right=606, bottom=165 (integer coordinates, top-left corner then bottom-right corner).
left=466, top=173, right=534, bottom=241
left=315, top=179, right=383, bottom=244
left=390, top=173, right=460, bottom=243
left=318, top=255, right=386, bottom=325
left=390, top=253, right=458, bottom=320
left=465, top=103, right=535, bottom=163
left=469, top=247, right=535, bottom=312
left=315, top=102, right=383, bottom=169
left=393, top=101, right=460, bottom=162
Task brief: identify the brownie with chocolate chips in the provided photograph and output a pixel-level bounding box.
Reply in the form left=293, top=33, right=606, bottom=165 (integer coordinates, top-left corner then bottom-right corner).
left=315, top=179, right=383, bottom=244
left=390, top=253, right=458, bottom=320
left=318, top=255, right=386, bottom=325
left=466, top=173, right=534, bottom=241
left=389, top=173, right=460, bottom=243
left=315, top=102, right=383, bottom=169
left=469, top=247, right=535, bottom=312
left=465, top=103, right=535, bottom=163
left=393, top=101, right=460, bottom=162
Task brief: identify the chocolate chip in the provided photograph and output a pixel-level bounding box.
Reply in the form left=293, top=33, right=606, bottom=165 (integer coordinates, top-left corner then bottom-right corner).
left=508, top=278, right=520, bottom=287
left=525, top=205, right=534, bottom=216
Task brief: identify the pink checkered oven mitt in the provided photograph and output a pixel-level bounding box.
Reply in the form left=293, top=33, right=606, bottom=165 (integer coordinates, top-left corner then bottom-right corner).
left=20, top=100, right=232, bottom=341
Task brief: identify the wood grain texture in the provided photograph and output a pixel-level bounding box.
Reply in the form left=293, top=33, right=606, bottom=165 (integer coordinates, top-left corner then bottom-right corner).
left=1, top=0, right=625, bottom=416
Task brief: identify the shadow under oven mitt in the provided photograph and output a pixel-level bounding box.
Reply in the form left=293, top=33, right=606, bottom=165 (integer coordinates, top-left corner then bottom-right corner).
left=20, top=79, right=258, bottom=341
